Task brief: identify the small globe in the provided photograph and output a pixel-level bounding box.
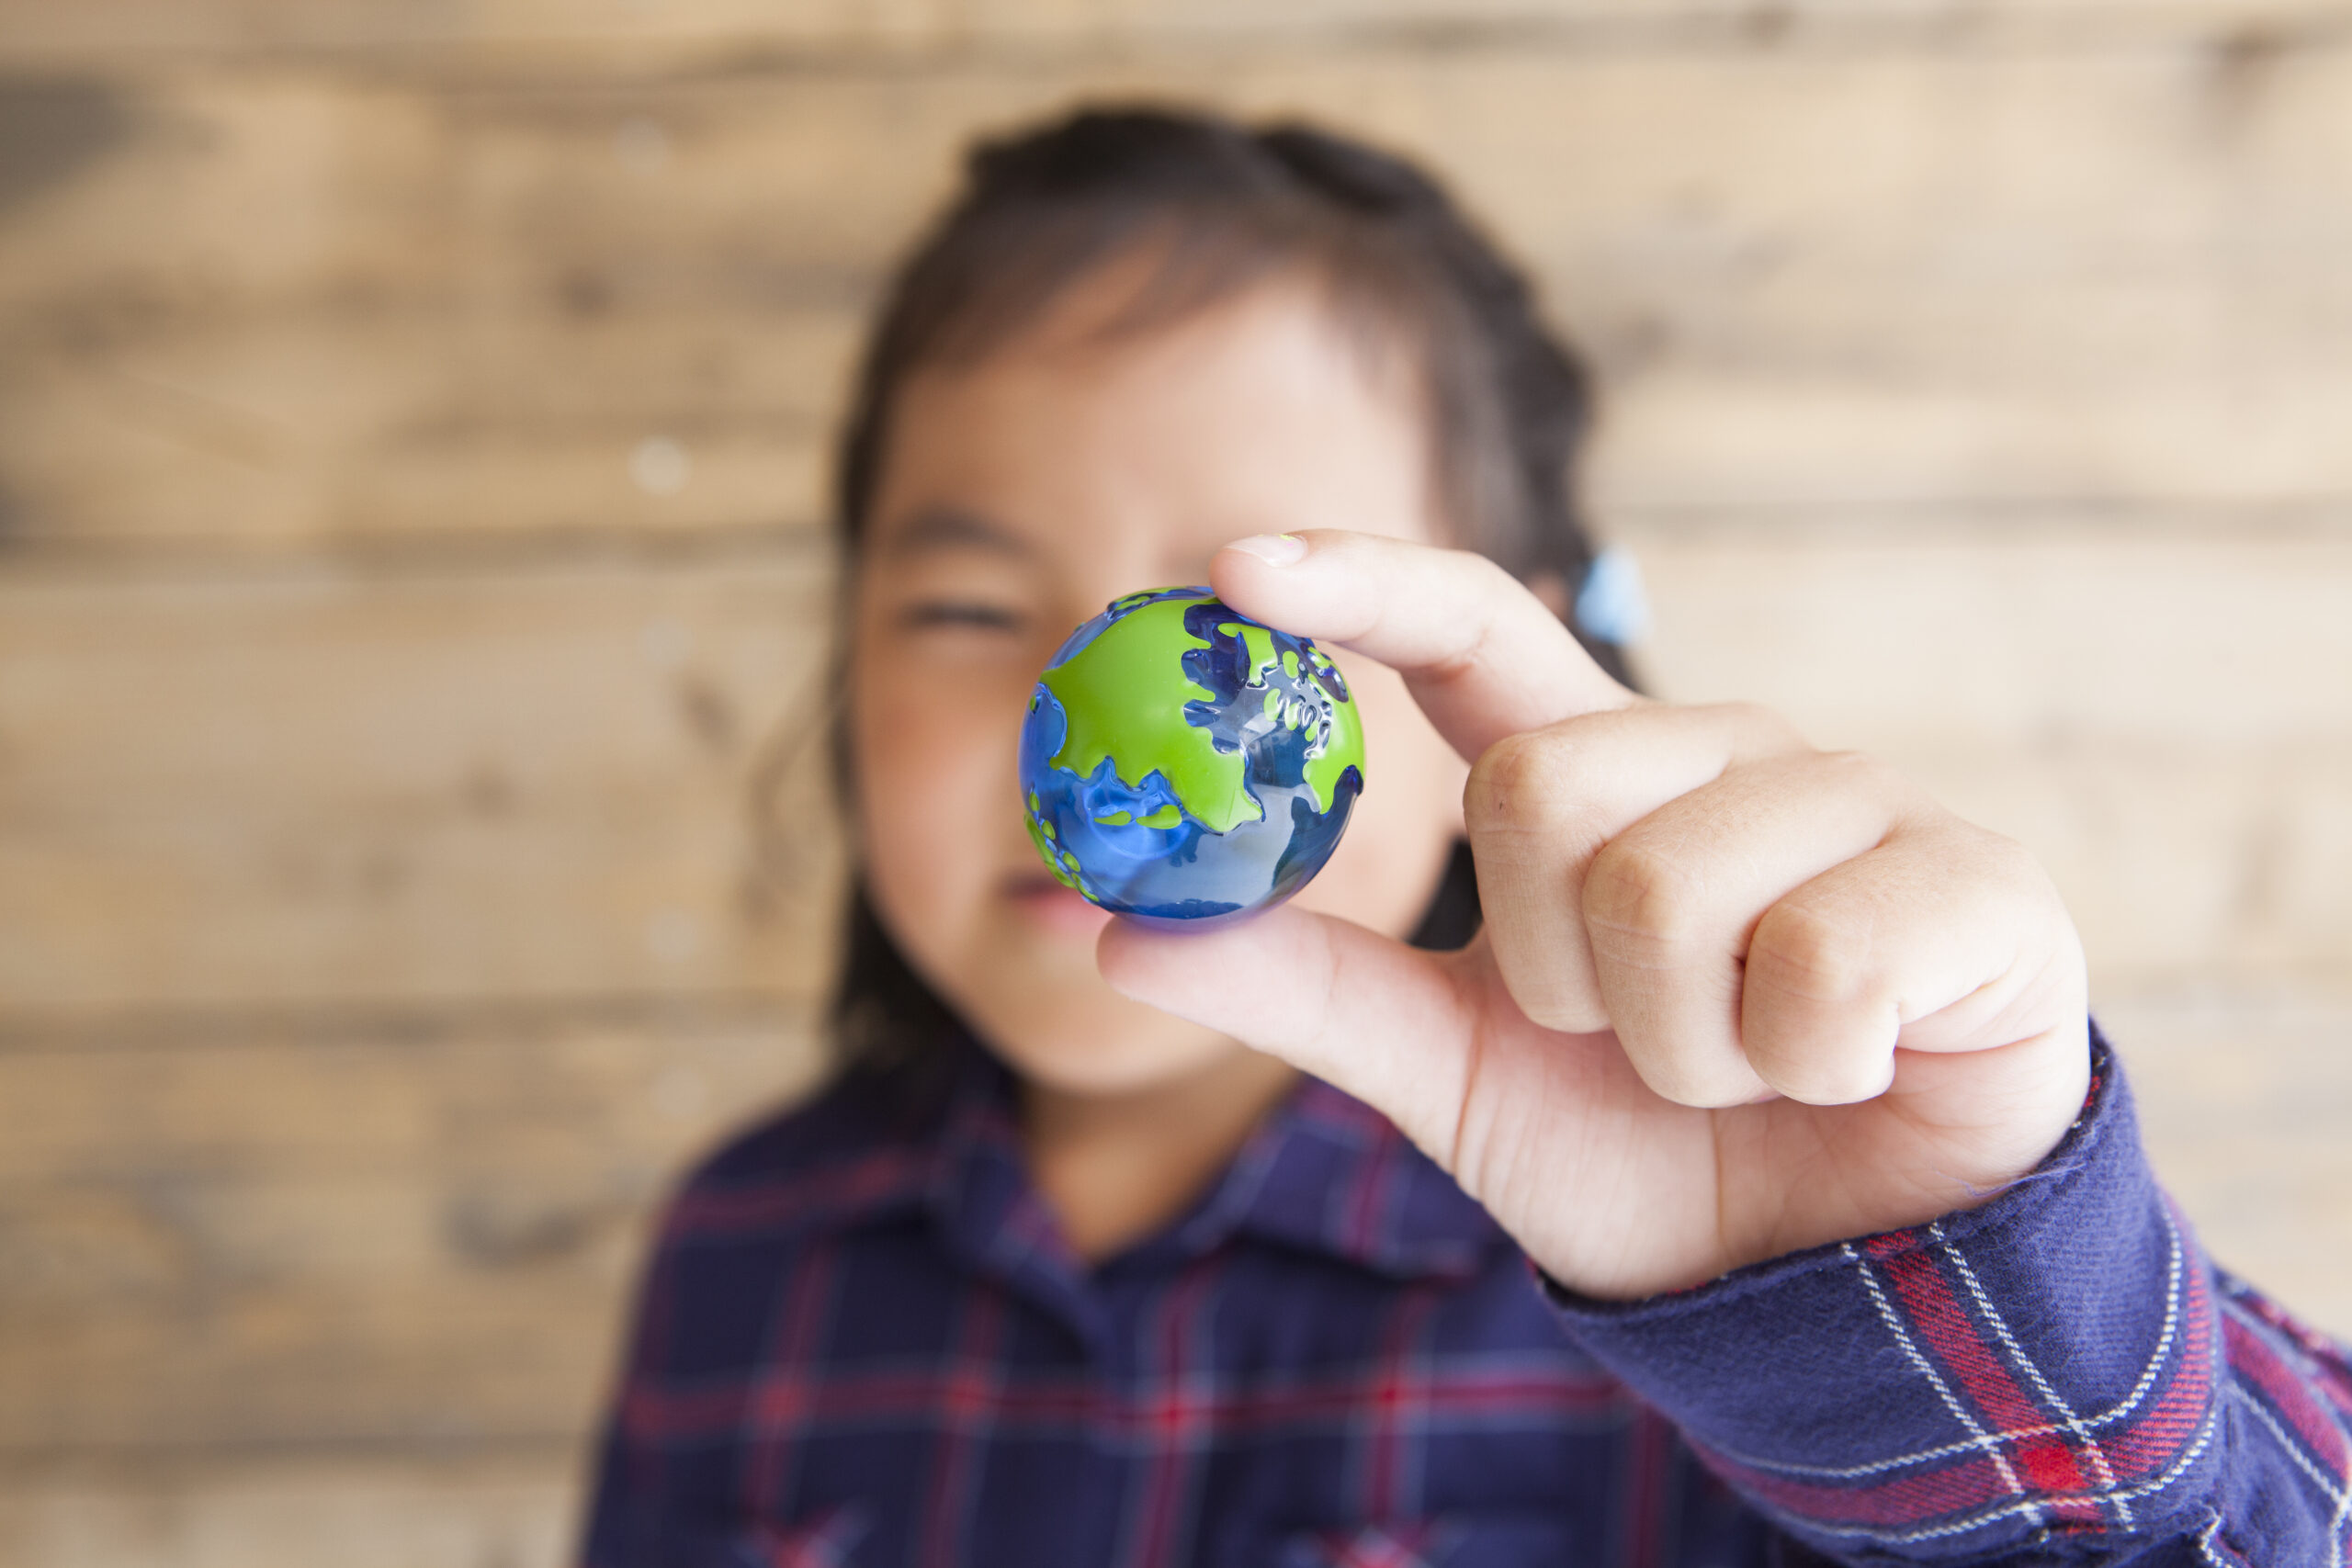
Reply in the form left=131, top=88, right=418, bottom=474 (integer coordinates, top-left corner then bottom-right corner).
left=1019, top=586, right=1365, bottom=927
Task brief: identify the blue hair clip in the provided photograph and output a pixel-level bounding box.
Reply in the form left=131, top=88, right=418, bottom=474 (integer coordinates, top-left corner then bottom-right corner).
left=1574, top=546, right=1650, bottom=647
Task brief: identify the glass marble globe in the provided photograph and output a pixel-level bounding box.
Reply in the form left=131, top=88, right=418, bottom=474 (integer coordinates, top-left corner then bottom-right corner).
left=1019, top=586, right=1365, bottom=927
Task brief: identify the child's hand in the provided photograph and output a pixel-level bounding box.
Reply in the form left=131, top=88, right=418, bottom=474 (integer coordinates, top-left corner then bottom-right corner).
left=1098, top=529, right=2090, bottom=1301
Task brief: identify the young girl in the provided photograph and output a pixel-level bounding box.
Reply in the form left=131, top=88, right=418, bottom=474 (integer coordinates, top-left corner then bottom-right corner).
left=582, top=107, right=2351, bottom=1566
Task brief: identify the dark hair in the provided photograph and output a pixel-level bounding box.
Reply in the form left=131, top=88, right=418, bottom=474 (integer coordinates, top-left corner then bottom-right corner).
left=825, top=105, right=1627, bottom=1077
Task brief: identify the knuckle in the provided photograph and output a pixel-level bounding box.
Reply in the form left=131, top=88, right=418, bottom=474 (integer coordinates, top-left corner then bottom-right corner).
left=1464, top=731, right=1550, bottom=828
left=1976, top=825, right=2051, bottom=888
left=1710, top=700, right=1805, bottom=754
left=1814, top=748, right=1907, bottom=801
left=1746, top=899, right=1873, bottom=1009
left=1924, top=816, right=2058, bottom=903
left=1581, top=839, right=1702, bottom=950
left=1464, top=729, right=1591, bottom=839
left=1852, top=756, right=1953, bottom=835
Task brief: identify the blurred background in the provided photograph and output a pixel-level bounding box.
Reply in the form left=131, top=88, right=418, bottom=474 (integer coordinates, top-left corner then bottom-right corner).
left=1, top=2, right=2347, bottom=1563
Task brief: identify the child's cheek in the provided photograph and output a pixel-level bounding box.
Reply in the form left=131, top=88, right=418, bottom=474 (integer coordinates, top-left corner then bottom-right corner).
left=852, top=656, right=1022, bottom=934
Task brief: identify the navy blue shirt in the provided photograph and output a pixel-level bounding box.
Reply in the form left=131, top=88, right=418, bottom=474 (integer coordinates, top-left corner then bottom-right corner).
left=583, top=1029, right=2352, bottom=1565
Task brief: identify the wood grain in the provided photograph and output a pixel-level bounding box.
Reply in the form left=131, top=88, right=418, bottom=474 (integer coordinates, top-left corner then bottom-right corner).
left=3, top=1183, right=641, bottom=1450
left=4, top=3, right=2349, bottom=1561
left=0, top=1004, right=831, bottom=1186
left=1632, top=527, right=2352, bottom=753
left=2103, top=994, right=2352, bottom=1337
left=0, top=549, right=845, bottom=1019
left=0, top=0, right=2333, bottom=65
left=2, top=45, right=2348, bottom=549
left=0, top=1450, right=577, bottom=1568
left=1634, top=526, right=2352, bottom=990
left=0, top=1006, right=828, bottom=1450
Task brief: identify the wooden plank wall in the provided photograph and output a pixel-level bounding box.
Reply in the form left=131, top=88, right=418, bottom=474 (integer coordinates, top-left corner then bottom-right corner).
left=2, top=2, right=2348, bottom=1562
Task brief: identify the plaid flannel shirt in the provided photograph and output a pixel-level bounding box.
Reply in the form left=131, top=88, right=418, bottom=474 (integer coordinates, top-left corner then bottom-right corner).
left=582, top=1025, right=2352, bottom=1566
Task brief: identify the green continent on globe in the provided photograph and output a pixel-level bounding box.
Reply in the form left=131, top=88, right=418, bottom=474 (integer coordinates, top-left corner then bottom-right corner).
left=1221, top=621, right=1361, bottom=815
left=1023, top=789, right=1087, bottom=892
left=1037, top=594, right=1259, bottom=834
left=1297, top=642, right=1364, bottom=816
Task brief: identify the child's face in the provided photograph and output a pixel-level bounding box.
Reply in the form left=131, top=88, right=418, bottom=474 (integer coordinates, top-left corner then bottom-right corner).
left=848, top=274, right=1471, bottom=1098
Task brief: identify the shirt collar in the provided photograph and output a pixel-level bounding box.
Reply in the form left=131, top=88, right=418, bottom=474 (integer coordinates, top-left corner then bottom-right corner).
left=910, top=1033, right=1508, bottom=1290
left=1192, top=1073, right=1505, bottom=1280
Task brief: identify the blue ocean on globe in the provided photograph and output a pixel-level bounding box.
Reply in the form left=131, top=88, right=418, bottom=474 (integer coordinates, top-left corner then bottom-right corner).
left=1019, top=587, right=1366, bottom=927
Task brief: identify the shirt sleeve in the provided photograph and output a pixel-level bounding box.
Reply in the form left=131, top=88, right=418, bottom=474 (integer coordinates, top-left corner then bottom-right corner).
left=1542, top=1024, right=2352, bottom=1566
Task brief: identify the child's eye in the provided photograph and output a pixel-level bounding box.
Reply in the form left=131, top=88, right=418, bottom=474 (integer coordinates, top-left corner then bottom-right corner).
left=899, top=600, right=1025, bottom=633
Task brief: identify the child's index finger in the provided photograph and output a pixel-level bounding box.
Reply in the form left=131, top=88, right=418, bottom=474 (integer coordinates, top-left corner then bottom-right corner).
left=1212, top=529, right=1638, bottom=764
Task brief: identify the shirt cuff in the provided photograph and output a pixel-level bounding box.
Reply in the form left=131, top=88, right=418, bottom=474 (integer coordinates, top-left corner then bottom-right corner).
left=1541, top=1022, right=2224, bottom=1562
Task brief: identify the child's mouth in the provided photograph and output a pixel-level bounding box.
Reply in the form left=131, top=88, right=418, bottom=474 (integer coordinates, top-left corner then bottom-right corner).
left=1002, top=872, right=1114, bottom=937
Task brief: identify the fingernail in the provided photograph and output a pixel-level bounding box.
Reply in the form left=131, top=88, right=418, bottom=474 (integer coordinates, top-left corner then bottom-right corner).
left=1226, top=532, right=1308, bottom=567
